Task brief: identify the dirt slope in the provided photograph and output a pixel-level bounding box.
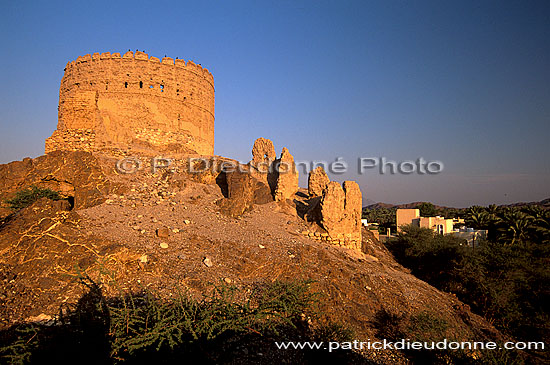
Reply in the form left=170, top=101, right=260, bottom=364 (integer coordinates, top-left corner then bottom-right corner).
left=0, top=152, right=507, bottom=363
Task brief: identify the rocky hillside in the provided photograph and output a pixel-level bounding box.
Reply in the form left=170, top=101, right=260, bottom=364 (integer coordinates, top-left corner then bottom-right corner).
left=0, top=149, right=510, bottom=363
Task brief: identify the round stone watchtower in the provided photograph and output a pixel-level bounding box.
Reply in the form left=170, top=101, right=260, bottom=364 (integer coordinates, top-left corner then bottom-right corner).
left=45, top=51, right=215, bottom=156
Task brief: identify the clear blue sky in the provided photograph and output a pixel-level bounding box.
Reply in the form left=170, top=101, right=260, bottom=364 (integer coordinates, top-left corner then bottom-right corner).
left=1, top=0, right=548, bottom=207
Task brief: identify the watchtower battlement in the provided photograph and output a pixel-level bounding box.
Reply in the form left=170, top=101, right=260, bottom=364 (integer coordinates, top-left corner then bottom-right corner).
left=46, top=50, right=215, bottom=156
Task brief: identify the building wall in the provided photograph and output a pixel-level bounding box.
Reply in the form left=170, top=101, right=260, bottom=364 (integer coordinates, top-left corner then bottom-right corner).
left=419, top=216, right=454, bottom=234
left=396, top=209, right=456, bottom=234
left=396, top=208, right=420, bottom=232
left=45, top=51, right=215, bottom=155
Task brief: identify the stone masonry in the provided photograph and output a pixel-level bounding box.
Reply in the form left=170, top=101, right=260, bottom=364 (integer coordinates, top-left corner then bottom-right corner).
left=45, top=51, right=215, bottom=156
left=274, top=148, right=299, bottom=202
left=320, top=181, right=362, bottom=242
left=217, top=138, right=300, bottom=216
left=308, top=166, right=330, bottom=197
left=250, top=137, right=276, bottom=169
left=249, top=138, right=278, bottom=196
left=302, top=166, right=363, bottom=250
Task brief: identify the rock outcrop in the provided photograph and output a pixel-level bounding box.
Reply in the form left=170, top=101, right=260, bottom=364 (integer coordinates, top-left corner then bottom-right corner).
left=308, top=166, right=330, bottom=197
left=0, top=150, right=124, bottom=214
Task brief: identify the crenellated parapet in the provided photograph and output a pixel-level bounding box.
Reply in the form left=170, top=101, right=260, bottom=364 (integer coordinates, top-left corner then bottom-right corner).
left=66, top=51, right=215, bottom=89
left=47, top=50, right=215, bottom=156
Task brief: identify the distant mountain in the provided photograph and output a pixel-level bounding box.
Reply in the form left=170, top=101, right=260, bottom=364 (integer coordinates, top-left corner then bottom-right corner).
left=364, top=201, right=454, bottom=210
left=364, top=198, right=550, bottom=210
left=363, top=198, right=377, bottom=206
left=501, top=198, right=550, bottom=209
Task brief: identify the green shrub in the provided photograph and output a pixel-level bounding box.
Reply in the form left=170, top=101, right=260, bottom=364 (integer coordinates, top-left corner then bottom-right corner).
left=386, top=225, right=471, bottom=290
left=313, top=321, right=355, bottom=343
left=1, top=277, right=357, bottom=364
left=5, top=186, right=62, bottom=210
left=108, top=279, right=319, bottom=359
left=407, top=312, right=449, bottom=342
left=385, top=224, right=550, bottom=363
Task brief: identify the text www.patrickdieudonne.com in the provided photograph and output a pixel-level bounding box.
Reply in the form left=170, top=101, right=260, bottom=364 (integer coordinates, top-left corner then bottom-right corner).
left=275, top=339, right=545, bottom=352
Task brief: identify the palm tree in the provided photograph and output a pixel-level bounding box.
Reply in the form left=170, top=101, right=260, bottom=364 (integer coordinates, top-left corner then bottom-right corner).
left=486, top=204, right=499, bottom=217
left=524, top=205, right=545, bottom=220
left=531, top=209, right=550, bottom=244
left=466, top=206, right=490, bottom=229
left=485, top=204, right=502, bottom=241
left=498, top=211, right=534, bottom=244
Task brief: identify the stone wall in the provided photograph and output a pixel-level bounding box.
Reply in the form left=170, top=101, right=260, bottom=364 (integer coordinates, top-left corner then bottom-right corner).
left=300, top=167, right=363, bottom=250
left=45, top=51, right=215, bottom=156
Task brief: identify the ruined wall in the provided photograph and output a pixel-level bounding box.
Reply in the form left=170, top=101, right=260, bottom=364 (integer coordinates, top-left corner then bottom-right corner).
left=45, top=51, right=215, bottom=155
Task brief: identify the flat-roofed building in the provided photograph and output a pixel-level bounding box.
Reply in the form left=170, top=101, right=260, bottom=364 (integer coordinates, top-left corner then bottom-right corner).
left=396, top=208, right=454, bottom=234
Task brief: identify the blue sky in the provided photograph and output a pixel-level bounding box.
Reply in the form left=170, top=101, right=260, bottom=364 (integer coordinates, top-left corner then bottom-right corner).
left=1, top=0, right=548, bottom=207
